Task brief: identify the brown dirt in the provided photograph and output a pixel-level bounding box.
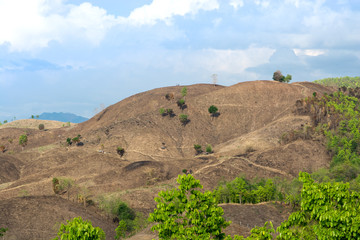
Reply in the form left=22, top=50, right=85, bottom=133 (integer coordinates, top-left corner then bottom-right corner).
left=0, top=80, right=334, bottom=239
left=0, top=119, right=76, bottom=130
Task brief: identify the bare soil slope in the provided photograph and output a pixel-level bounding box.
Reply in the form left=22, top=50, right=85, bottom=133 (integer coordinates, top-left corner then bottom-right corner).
left=0, top=80, right=333, bottom=239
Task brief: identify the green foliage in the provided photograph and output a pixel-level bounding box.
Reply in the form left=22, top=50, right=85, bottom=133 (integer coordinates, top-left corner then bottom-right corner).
left=117, top=147, right=125, bottom=156
left=115, top=220, right=127, bottom=239
left=177, top=98, right=186, bottom=110
left=194, top=144, right=202, bottom=154
left=19, top=134, right=28, bottom=147
left=314, top=76, right=360, bottom=88
left=149, top=174, right=231, bottom=239
left=72, top=136, right=80, bottom=144
left=66, top=137, right=72, bottom=146
left=53, top=216, right=105, bottom=240
left=38, top=123, right=45, bottom=130
left=208, top=105, right=219, bottom=116
left=277, top=172, right=360, bottom=239
left=3, top=120, right=7, bottom=124
left=179, top=114, right=188, bottom=125
left=166, top=108, right=174, bottom=115
left=205, top=144, right=213, bottom=153
left=0, top=227, right=7, bottom=237
left=31, top=115, right=34, bottom=119
left=181, top=87, right=187, bottom=98
left=214, top=177, right=279, bottom=204
left=159, top=108, right=166, bottom=116
left=272, top=70, right=291, bottom=83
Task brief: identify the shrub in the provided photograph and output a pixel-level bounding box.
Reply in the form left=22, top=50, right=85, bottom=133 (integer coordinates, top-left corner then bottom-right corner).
left=179, top=114, right=188, bottom=125
left=273, top=70, right=292, bottom=83
left=166, top=109, right=174, bottom=116
left=208, top=105, right=219, bottom=118
left=182, top=169, right=188, bottom=174
left=53, top=217, right=105, bottom=240
left=66, top=138, right=72, bottom=146
left=117, top=147, right=125, bottom=156
left=19, top=134, right=28, bottom=147
left=0, top=227, right=7, bottom=237
left=159, top=108, right=166, bottom=116
left=72, top=137, right=80, bottom=144
left=206, top=144, right=213, bottom=153
left=38, top=124, right=45, bottom=130
left=181, top=87, right=187, bottom=99
left=194, top=144, right=202, bottom=154
left=177, top=99, right=185, bottom=109
left=0, top=145, right=5, bottom=153
left=165, top=93, right=174, bottom=100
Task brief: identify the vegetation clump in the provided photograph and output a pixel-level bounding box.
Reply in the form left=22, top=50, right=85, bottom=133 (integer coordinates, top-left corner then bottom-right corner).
left=179, top=114, right=189, bottom=125
left=19, top=134, right=28, bottom=148
left=38, top=123, right=45, bottom=130
left=53, top=217, right=105, bottom=240
left=177, top=99, right=186, bottom=110
left=314, top=76, right=360, bottom=88
left=117, top=147, right=125, bottom=157
left=273, top=70, right=292, bottom=83
left=208, top=105, right=219, bottom=118
left=194, top=144, right=202, bottom=154
left=205, top=144, right=213, bottom=153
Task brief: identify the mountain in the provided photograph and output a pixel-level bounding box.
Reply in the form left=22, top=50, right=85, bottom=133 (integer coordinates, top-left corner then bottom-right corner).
left=0, top=80, right=333, bottom=239
left=38, top=112, right=88, bottom=123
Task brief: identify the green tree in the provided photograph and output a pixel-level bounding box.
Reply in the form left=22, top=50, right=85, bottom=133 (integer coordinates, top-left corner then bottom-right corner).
left=273, top=71, right=291, bottom=83
left=3, top=120, right=7, bottom=124
left=117, top=147, right=125, bottom=157
left=0, top=228, right=7, bottom=237
left=149, top=174, right=231, bottom=239
left=19, top=134, right=28, bottom=148
left=181, top=87, right=187, bottom=100
left=208, top=105, right=219, bottom=118
left=179, top=114, right=188, bottom=125
left=206, top=144, right=213, bottom=153
left=277, top=172, right=360, bottom=239
left=31, top=115, right=34, bottom=119
left=53, top=216, right=105, bottom=240
left=115, top=220, right=127, bottom=239
left=194, top=144, right=202, bottom=154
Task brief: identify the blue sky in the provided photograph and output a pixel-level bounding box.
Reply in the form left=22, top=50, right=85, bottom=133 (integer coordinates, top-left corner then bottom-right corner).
left=0, top=0, right=359, bottom=121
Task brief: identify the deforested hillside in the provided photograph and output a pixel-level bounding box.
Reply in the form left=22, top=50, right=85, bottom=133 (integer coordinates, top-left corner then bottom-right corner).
left=0, top=80, right=334, bottom=239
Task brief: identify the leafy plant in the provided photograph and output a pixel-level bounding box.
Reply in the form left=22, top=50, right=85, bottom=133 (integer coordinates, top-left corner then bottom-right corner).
left=115, top=220, right=127, bottom=239
left=273, top=70, right=291, bottom=83
left=159, top=108, right=166, bottom=116
left=208, top=105, right=219, bottom=118
left=194, top=144, right=202, bottom=154
left=117, top=147, right=125, bottom=157
left=179, top=114, right=188, bottom=125
left=53, top=217, right=105, bottom=240
left=66, top=138, right=72, bottom=146
left=19, top=134, right=28, bottom=147
left=177, top=99, right=186, bottom=110
left=181, top=86, right=187, bottom=99
left=38, top=123, right=45, bottom=130
left=149, top=174, right=231, bottom=239
left=0, top=227, right=7, bottom=237
left=72, top=137, right=80, bottom=144
left=205, top=144, right=213, bottom=153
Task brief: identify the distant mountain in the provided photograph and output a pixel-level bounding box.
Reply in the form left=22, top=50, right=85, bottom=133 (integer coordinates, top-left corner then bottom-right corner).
left=38, top=112, right=88, bottom=123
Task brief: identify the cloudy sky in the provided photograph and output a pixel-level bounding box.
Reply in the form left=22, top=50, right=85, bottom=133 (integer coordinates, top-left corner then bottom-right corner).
left=0, top=0, right=359, bottom=121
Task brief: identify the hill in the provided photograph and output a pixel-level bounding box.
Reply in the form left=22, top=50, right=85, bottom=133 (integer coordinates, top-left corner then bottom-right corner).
left=39, top=112, right=89, bottom=123
left=0, top=80, right=334, bottom=239
left=0, top=119, right=76, bottom=130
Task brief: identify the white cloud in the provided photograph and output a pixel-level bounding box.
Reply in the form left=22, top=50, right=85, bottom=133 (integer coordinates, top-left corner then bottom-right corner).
left=254, top=0, right=270, bottom=8
left=0, top=0, right=124, bottom=52
left=293, top=49, right=326, bottom=56
left=229, top=0, right=244, bottom=10
left=194, top=46, right=275, bottom=73
left=127, top=0, right=219, bottom=25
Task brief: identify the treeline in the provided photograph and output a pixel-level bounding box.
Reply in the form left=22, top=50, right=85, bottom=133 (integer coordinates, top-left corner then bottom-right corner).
left=314, top=76, right=360, bottom=88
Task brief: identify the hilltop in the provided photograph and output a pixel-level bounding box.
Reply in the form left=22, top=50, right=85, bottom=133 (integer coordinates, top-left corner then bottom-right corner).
left=38, top=112, right=89, bottom=123
left=0, top=80, right=333, bottom=239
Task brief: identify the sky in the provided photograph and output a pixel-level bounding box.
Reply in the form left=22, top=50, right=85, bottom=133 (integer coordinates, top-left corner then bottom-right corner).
left=0, top=0, right=360, bottom=121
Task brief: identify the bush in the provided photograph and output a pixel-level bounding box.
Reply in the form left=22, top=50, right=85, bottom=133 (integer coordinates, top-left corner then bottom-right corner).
left=273, top=70, right=292, bottom=83
left=117, top=147, right=125, bottom=156
left=19, top=134, right=28, bottom=147
left=0, top=145, right=5, bottom=153
left=194, top=144, right=202, bottom=154
left=159, top=108, right=166, bottom=116
left=166, top=108, right=174, bottom=116
left=208, top=105, right=219, bottom=118
left=206, top=144, right=213, bottom=153
left=53, top=217, right=105, bottom=240
left=72, top=137, right=80, bottom=144
left=179, top=114, right=188, bottom=125
left=38, top=124, right=45, bottom=130
left=177, top=99, right=186, bottom=110
left=66, top=138, right=72, bottom=146
left=0, top=227, right=7, bottom=237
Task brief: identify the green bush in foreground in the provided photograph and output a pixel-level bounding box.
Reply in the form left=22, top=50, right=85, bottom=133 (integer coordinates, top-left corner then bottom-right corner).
left=53, top=217, right=105, bottom=240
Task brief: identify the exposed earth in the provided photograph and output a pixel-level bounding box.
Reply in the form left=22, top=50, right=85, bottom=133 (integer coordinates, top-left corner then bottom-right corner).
left=0, top=80, right=333, bottom=239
